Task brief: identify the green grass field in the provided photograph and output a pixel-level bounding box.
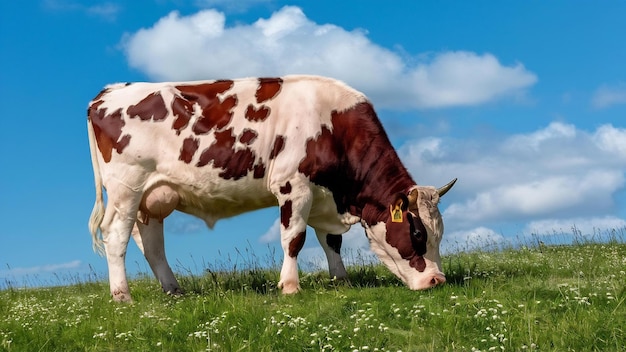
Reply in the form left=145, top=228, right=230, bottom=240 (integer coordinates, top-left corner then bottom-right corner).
left=1, top=239, right=625, bottom=351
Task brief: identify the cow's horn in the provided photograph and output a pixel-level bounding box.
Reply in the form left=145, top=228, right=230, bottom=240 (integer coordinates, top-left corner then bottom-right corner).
left=437, top=178, right=457, bottom=197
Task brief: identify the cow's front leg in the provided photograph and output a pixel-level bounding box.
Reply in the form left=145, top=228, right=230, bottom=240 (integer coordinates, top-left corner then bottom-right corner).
left=314, top=230, right=348, bottom=280
left=278, top=229, right=307, bottom=294
left=132, top=218, right=182, bottom=295
left=274, top=180, right=312, bottom=294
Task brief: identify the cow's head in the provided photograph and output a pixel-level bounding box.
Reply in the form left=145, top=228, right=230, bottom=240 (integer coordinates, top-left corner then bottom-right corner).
left=364, top=178, right=456, bottom=290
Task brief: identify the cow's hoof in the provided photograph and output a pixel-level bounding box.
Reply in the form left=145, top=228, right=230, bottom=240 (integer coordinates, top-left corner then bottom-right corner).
left=165, top=287, right=184, bottom=296
left=278, top=279, right=301, bottom=294
left=330, top=274, right=348, bottom=281
left=112, top=291, right=133, bottom=303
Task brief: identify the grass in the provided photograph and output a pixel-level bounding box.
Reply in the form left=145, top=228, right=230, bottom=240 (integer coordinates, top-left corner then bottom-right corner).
left=1, top=239, right=625, bottom=351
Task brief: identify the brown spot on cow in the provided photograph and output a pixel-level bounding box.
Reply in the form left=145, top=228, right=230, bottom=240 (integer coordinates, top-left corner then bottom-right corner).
left=239, top=128, right=258, bottom=145
left=253, top=162, right=266, bottom=179
left=89, top=105, right=131, bottom=163
left=91, top=88, right=109, bottom=103
left=288, top=231, right=306, bottom=258
left=280, top=200, right=293, bottom=229
left=179, top=137, right=200, bottom=164
left=127, top=92, right=167, bottom=121
left=245, top=104, right=271, bottom=122
left=385, top=209, right=429, bottom=272
left=171, top=94, right=195, bottom=135
left=196, top=128, right=258, bottom=180
left=298, top=102, right=414, bottom=222
left=270, top=135, right=286, bottom=159
left=197, top=128, right=235, bottom=167
left=280, top=181, right=292, bottom=194
left=175, top=81, right=237, bottom=135
left=256, top=77, right=283, bottom=103
left=192, top=95, right=237, bottom=134
left=177, top=80, right=233, bottom=99
left=326, top=234, right=342, bottom=255
left=410, top=256, right=426, bottom=272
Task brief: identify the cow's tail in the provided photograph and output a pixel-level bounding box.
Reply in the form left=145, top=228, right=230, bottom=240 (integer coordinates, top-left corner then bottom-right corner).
left=87, top=113, right=106, bottom=256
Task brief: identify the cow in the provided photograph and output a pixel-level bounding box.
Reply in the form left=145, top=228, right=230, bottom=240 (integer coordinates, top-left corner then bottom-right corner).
left=87, top=75, right=456, bottom=302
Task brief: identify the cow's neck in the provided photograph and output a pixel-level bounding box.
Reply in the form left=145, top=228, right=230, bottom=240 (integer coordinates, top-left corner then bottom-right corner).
left=318, top=167, right=413, bottom=227
left=354, top=148, right=415, bottom=226
left=331, top=102, right=416, bottom=225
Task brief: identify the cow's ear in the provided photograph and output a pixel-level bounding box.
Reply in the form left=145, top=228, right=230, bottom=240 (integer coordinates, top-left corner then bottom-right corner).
left=393, top=193, right=409, bottom=211
left=389, top=193, right=409, bottom=223
left=407, top=188, right=419, bottom=213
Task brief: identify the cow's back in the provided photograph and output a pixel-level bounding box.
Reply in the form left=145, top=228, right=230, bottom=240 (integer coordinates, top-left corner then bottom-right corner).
left=88, top=75, right=368, bottom=222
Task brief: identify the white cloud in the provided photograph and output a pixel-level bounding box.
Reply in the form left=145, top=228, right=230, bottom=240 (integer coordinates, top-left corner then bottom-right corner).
left=43, top=0, right=120, bottom=21
left=444, top=170, right=623, bottom=225
left=408, top=52, right=536, bottom=108
left=440, top=216, right=626, bottom=253
left=442, top=227, right=505, bottom=253
left=400, top=122, right=626, bottom=234
left=593, top=124, right=626, bottom=157
left=1, top=260, right=82, bottom=276
left=504, top=121, right=576, bottom=151
left=592, top=83, right=626, bottom=109
left=259, top=218, right=280, bottom=243
left=121, top=6, right=536, bottom=109
left=524, top=216, right=626, bottom=237
left=85, top=3, right=120, bottom=20
left=195, top=0, right=268, bottom=12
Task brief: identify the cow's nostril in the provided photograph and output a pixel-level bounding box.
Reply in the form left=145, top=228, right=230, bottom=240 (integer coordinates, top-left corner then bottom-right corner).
left=430, top=275, right=446, bottom=286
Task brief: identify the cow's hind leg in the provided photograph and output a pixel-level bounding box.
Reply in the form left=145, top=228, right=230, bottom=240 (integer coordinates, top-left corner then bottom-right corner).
left=100, top=186, right=142, bottom=302
left=314, top=231, right=348, bottom=280
left=131, top=183, right=181, bottom=295
left=273, top=179, right=312, bottom=294
left=132, top=219, right=182, bottom=295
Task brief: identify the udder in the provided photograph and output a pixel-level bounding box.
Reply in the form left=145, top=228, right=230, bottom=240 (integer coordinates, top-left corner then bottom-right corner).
left=139, top=184, right=179, bottom=222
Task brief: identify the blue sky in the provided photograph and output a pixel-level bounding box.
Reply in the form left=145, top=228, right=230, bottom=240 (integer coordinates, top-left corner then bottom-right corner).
left=2, top=1, right=626, bottom=287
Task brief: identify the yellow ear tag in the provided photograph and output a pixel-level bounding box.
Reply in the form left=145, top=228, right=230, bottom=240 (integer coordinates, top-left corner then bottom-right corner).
left=390, top=204, right=403, bottom=222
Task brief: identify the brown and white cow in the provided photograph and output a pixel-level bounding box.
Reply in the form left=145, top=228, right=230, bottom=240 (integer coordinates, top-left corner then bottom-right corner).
left=87, top=75, right=456, bottom=302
